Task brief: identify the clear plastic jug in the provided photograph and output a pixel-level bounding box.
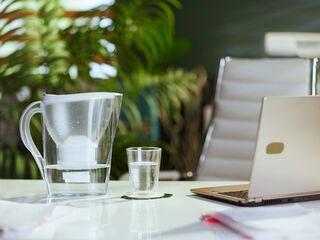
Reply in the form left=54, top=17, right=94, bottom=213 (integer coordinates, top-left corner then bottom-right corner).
left=19, top=92, right=122, bottom=197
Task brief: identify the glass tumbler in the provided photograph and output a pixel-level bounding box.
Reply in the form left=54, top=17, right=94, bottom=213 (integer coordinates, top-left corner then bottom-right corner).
left=126, top=147, right=162, bottom=198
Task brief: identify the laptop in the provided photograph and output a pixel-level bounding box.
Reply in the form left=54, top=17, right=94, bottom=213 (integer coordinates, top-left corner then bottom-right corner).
left=192, top=96, right=320, bottom=206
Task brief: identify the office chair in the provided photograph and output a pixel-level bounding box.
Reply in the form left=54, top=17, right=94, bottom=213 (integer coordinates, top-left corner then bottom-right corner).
left=197, top=57, right=318, bottom=180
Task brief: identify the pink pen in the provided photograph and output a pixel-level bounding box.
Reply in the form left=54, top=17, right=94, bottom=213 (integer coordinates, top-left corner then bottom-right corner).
left=202, top=214, right=253, bottom=240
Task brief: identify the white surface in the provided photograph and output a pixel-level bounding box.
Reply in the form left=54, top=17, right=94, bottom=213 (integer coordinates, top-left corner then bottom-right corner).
left=265, top=32, right=320, bottom=57
left=211, top=204, right=320, bottom=239
left=0, top=180, right=243, bottom=240
left=60, top=0, right=114, bottom=11
left=2, top=180, right=320, bottom=239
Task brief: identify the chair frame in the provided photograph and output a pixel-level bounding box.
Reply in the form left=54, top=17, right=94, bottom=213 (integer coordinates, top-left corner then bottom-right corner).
left=197, top=57, right=319, bottom=177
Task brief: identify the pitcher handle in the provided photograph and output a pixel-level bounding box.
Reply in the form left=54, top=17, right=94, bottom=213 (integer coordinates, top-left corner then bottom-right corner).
left=19, top=101, right=44, bottom=177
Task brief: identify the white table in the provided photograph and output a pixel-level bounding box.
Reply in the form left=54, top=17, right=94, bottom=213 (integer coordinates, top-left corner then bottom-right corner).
left=0, top=180, right=244, bottom=240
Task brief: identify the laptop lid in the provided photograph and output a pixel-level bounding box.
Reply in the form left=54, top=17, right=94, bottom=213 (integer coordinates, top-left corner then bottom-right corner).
left=248, top=96, right=320, bottom=200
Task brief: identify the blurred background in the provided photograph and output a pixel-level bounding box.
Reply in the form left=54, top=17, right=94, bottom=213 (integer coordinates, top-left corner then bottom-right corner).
left=1, top=0, right=319, bottom=180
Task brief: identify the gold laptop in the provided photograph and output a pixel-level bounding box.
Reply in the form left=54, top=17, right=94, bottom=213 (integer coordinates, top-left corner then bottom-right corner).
left=192, top=96, right=320, bottom=206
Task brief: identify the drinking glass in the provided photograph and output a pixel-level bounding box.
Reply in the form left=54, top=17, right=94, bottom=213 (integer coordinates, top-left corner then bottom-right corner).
left=126, top=147, right=162, bottom=199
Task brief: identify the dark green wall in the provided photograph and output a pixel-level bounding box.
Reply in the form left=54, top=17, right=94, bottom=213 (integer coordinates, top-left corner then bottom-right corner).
left=175, top=0, right=320, bottom=78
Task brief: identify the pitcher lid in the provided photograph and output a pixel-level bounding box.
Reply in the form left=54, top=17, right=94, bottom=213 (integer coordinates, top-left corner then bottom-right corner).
left=43, top=92, right=122, bottom=104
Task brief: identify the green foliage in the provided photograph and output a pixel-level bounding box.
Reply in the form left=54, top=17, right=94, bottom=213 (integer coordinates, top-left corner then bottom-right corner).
left=0, top=0, right=28, bottom=94
left=153, top=69, right=198, bottom=123
left=159, top=69, right=207, bottom=176
left=0, top=0, right=204, bottom=179
left=111, top=0, right=182, bottom=74
left=24, top=0, right=70, bottom=92
left=108, top=0, right=192, bottom=130
left=0, top=0, right=40, bottom=178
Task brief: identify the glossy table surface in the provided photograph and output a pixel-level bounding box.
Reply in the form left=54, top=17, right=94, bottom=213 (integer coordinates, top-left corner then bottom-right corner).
left=0, top=180, right=250, bottom=239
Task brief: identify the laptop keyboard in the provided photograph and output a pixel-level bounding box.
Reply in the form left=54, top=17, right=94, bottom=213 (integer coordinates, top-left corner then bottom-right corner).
left=219, top=190, right=248, bottom=199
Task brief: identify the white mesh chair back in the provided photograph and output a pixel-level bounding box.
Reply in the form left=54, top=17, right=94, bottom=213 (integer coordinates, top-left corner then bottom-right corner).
left=197, top=57, right=317, bottom=180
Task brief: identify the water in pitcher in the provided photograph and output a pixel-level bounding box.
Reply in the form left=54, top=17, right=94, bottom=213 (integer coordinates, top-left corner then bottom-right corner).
left=46, top=164, right=110, bottom=183
left=129, top=161, right=159, bottom=193
left=45, top=164, right=110, bottom=196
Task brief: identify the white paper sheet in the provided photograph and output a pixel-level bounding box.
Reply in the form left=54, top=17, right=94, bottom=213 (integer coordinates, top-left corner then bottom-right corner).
left=0, top=200, right=55, bottom=239
left=206, top=204, right=320, bottom=239
left=0, top=198, right=118, bottom=240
